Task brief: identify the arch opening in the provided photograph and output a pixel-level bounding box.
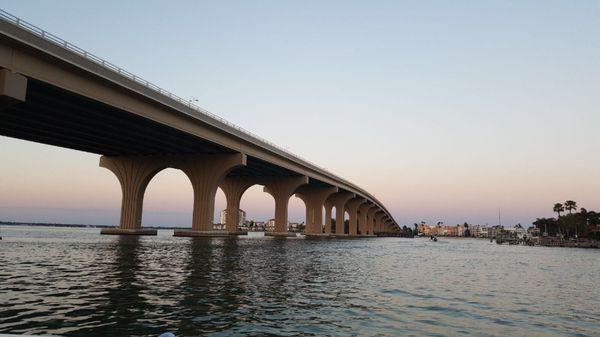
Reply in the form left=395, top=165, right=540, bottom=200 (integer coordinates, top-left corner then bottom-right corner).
left=142, top=168, right=193, bottom=229
left=239, top=184, right=274, bottom=232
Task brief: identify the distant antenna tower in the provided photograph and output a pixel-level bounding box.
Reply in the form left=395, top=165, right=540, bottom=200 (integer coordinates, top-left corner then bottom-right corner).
left=498, top=209, right=502, bottom=227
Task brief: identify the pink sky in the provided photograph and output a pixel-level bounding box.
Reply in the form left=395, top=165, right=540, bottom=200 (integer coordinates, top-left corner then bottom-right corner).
left=1, top=1, right=599, bottom=227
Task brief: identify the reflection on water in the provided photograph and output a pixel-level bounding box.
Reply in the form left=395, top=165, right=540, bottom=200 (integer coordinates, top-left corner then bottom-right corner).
left=0, top=226, right=599, bottom=336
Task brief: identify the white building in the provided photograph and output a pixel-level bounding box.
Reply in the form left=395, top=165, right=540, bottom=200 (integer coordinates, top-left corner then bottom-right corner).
left=266, top=219, right=276, bottom=232
left=220, top=209, right=246, bottom=227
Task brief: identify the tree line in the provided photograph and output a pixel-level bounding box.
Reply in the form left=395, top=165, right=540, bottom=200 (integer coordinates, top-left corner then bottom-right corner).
left=534, top=200, right=600, bottom=239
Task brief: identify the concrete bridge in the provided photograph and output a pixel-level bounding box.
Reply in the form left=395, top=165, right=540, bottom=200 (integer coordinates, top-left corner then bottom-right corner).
left=0, top=11, right=399, bottom=237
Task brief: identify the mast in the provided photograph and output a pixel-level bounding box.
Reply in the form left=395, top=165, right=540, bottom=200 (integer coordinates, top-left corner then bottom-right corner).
left=498, top=209, right=501, bottom=227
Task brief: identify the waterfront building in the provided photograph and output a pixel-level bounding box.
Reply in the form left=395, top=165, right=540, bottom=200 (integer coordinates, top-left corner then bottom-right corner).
left=488, top=225, right=504, bottom=238
left=444, top=226, right=458, bottom=237
left=471, top=225, right=485, bottom=237
left=457, top=224, right=466, bottom=237
left=220, top=209, right=247, bottom=227
left=418, top=223, right=432, bottom=235
left=266, top=219, right=276, bottom=232
left=252, top=221, right=266, bottom=231
left=528, top=226, right=541, bottom=237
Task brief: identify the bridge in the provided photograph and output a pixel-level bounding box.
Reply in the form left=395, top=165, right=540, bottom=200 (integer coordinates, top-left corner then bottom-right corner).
left=0, top=10, right=399, bottom=237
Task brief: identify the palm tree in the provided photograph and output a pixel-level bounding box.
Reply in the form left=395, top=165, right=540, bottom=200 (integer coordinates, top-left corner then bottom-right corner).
left=564, top=200, right=577, bottom=214
left=553, top=203, right=564, bottom=218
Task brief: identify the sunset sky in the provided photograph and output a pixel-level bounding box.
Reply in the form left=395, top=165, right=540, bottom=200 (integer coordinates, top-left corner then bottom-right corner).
left=1, top=1, right=599, bottom=227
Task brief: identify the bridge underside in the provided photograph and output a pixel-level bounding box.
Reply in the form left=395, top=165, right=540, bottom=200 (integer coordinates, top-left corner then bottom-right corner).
left=0, top=77, right=313, bottom=180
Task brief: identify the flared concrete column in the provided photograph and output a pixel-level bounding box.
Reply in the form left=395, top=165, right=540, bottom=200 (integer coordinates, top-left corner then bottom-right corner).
left=384, top=219, right=392, bottom=234
left=326, top=192, right=355, bottom=236
left=295, top=185, right=338, bottom=235
left=345, top=197, right=365, bottom=236
left=358, top=203, right=374, bottom=236
left=366, top=207, right=378, bottom=236
left=219, top=176, right=257, bottom=234
left=99, top=155, right=167, bottom=235
left=324, top=200, right=334, bottom=234
left=374, top=211, right=386, bottom=235
left=263, top=176, right=309, bottom=236
left=174, top=153, right=247, bottom=237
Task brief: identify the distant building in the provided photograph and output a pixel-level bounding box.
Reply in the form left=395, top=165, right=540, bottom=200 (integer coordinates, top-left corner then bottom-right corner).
left=470, top=225, right=490, bottom=238
left=488, top=225, right=504, bottom=238
left=528, top=226, right=541, bottom=237
left=266, top=219, right=276, bottom=232
left=252, top=221, right=266, bottom=231
left=220, top=209, right=246, bottom=227
left=288, top=222, right=304, bottom=232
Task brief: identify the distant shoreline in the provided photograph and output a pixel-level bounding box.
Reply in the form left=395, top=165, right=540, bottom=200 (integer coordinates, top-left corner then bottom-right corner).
left=0, top=221, right=187, bottom=230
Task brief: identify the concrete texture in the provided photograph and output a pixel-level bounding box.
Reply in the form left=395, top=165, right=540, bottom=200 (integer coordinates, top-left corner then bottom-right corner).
left=295, top=185, right=338, bottom=235
left=327, top=192, right=355, bottom=235
left=263, top=176, right=308, bottom=233
left=345, top=197, right=366, bottom=236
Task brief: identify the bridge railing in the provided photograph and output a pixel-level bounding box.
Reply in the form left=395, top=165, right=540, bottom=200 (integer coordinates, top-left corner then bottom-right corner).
left=0, top=9, right=397, bottom=224
left=0, top=10, right=334, bottom=168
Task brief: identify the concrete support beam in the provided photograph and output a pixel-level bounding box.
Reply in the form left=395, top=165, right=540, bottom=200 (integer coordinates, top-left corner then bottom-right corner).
left=374, top=211, right=386, bottom=235
left=345, top=197, right=366, bottom=236
left=99, top=153, right=246, bottom=236
left=358, top=203, right=375, bottom=236
left=219, top=176, right=257, bottom=234
left=0, top=69, right=27, bottom=108
left=174, top=154, right=247, bottom=237
left=263, top=176, right=309, bottom=235
left=326, top=192, right=355, bottom=236
left=99, top=155, right=167, bottom=235
left=366, top=207, right=378, bottom=236
left=295, top=185, right=338, bottom=235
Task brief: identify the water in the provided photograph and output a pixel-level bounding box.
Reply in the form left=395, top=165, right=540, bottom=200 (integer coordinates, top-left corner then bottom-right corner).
left=1, top=226, right=598, bottom=336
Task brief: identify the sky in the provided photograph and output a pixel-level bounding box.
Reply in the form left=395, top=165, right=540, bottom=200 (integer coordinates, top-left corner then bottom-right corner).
left=0, top=0, right=599, bottom=227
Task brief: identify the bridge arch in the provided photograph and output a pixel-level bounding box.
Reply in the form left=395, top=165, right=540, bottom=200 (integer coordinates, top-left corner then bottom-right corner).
left=143, top=168, right=193, bottom=229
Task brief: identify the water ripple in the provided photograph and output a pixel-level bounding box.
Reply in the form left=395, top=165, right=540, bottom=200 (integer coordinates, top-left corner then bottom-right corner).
left=0, top=227, right=599, bottom=336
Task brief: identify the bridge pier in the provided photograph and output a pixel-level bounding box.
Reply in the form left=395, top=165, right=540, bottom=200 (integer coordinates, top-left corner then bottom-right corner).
left=263, top=176, right=308, bottom=237
left=346, top=198, right=365, bottom=236
left=99, top=156, right=166, bottom=235
left=219, top=176, right=257, bottom=235
left=373, top=211, right=385, bottom=235
left=173, top=154, right=246, bottom=237
left=326, top=192, right=355, bottom=236
left=366, top=207, right=378, bottom=236
left=295, top=185, right=338, bottom=236
left=383, top=218, right=392, bottom=235
left=358, top=203, right=374, bottom=236
left=100, top=154, right=246, bottom=236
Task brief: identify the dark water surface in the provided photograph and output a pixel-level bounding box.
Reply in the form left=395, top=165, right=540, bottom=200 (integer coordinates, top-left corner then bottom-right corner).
left=0, top=226, right=598, bottom=336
